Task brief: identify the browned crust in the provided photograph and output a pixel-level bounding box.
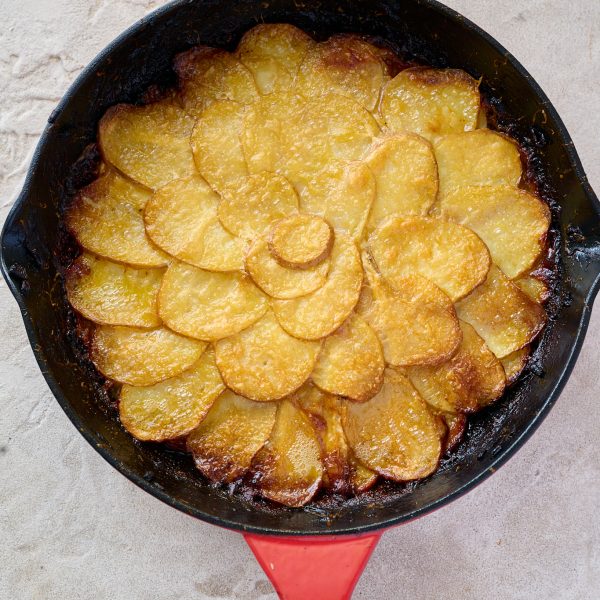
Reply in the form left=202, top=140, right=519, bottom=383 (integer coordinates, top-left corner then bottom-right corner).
left=443, top=413, right=467, bottom=454
left=173, top=45, right=225, bottom=79
left=402, top=66, right=480, bottom=89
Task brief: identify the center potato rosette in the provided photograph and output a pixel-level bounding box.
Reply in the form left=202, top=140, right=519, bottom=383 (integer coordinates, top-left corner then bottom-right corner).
left=64, top=24, right=550, bottom=507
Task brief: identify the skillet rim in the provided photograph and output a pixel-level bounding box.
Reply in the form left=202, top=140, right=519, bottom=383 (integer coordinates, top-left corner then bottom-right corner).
left=1, top=0, right=600, bottom=536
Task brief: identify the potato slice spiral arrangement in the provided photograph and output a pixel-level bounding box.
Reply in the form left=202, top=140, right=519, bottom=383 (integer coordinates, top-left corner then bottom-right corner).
left=65, top=24, right=552, bottom=507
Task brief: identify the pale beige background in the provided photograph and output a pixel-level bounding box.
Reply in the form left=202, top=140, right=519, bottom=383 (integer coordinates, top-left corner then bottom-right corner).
left=1, top=1, right=599, bottom=599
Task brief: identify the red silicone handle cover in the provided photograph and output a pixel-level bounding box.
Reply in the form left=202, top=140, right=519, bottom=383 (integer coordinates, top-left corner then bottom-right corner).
left=244, top=532, right=382, bottom=600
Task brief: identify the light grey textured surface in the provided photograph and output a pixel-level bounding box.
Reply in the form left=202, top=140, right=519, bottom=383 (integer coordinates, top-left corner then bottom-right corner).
left=1, top=1, right=599, bottom=599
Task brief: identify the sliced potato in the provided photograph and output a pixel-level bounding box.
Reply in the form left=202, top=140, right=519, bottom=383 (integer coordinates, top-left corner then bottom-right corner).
left=380, top=67, right=481, bottom=140
left=433, top=130, right=522, bottom=198
left=312, top=314, right=384, bottom=402
left=295, top=159, right=375, bottom=223
left=237, top=24, right=315, bottom=94
left=158, top=262, right=267, bottom=340
left=215, top=311, right=321, bottom=401
left=458, top=320, right=506, bottom=407
left=370, top=43, right=407, bottom=78
left=99, top=99, right=196, bottom=190
left=241, top=91, right=306, bottom=174
left=91, top=325, right=206, bottom=386
left=407, top=320, right=505, bottom=413
left=281, top=94, right=380, bottom=186
left=218, top=172, right=299, bottom=240
left=252, top=400, right=323, bottom=507
left=407, top=361, right=478, bottom=414
left=440, top=185, right=550, bottom=278
left=442, top=412, right=467, bottom=453
left=119, top=348, right=225, bottom=441
left=269, top=214, right=333, bottom=268
left=174, top=46, right=258, bottom=118
left=246, top=237, right=329, bottom=299
left=273, top=235, right=363, bottom=340
left=501, top=347, right=530, bottom=384
left=296, top=35, right=388, bottom=111
left=144, top=175, right=219, bottom=256
left=67, top=169, right=168, bottom=267
left=195, top=216, right=249, bottom=272
left=343, top=371, right=442, bottom=480
left=360, top=262, right=461, bottom=366
left=323, top=161, right=376, bottom=240
left=187, top=389, right=277, bottom=482
left=456, top=265, right=546, bottom=358
left=369, top=216, right=491, bottom=301
left=66, top=253, right=163, bottom=327
left=350, top=459, right=378, bottom=493
left=514, top=275, right=550, bottom=304
left=293, top=384, right=351, bottom=493
left=144, top=175, right=245, bottom=272
left=190, top=100, right=248, bottom=194
left=364, top=134, right=438, bottom=231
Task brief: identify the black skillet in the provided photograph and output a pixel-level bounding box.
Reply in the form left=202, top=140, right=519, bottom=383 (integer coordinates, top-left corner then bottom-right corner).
left=2, top=1, right=599, bottom=598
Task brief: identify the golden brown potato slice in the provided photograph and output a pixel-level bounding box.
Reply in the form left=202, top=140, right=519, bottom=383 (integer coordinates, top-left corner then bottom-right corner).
left=458, top=320, right=506, bottom=407
left=66, top=253, right=163, bottom=327
left=441, top=412, right=467, bottom=453
left=187, top=389, right=277, bottom=482
left=90, top=325, right=206, bottom=386
left=433, top=130, right=522, bottom=198
left=237, top=24, right=315, bottom=94
left=294, top=160, right=375, bottom=226
left=501, top=347, right=530, bottom=384
left=514, top=275, right=550, bottom=304
left=119, top=348, right=225, bottom=441
left=282, top=94, right=380, bottom=186
left=215, top=311, right=321, bottom=401
left=273, top=235, right=363, bottom=340
left=99, top=99, right=196, bottom=190
left=369, top=216, right=491, bottom=301
left=174, top=46, right=258, bottom=118
left=293, top=384, right=351, bottom=493
left=241, top=91, right=306, bottom=175
left=296, top=35, right=388, bottom=111
left=407, top=320, right=505, bottom=412
left=246, top=237, right=329, bottom=299
left=380, top=67, right=480, bottom=140
left=343, top=371, right=442, bottom=481
left=456, top=265, right=546, bottom=358
left=158, top=262, right=267, bottom=340
left=67, top=169, right=168, bottom=267
left=360, top=260, right=461, bottom=366
left=323, top=161, right=376, bottom=240
left=144, top=175, right=246, bottom=272
left=370, top=43, right=407, bottom=78
left=194, top=216, right=249, bottom=272
left=296, top=382, right=379, bottom=493
left=407, top=361, right=477, bottom=414
left=269, top=214, right=333, bottom=268
left=440, top=186, right=551, bottom=278
left=218, top=172, right=299, bottom=240
left=312, top=314, right=384, bottom=402
left=350, top=459, right=379, bottom=493
left=252, top=400, right=323, bottom=507
left=190, top=100, right=249, bottom=195
left=364, top=134, right=438, bottom=231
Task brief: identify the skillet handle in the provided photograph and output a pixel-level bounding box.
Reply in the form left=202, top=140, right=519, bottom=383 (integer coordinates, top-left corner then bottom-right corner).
left=244, top=532, right=381, bottom=600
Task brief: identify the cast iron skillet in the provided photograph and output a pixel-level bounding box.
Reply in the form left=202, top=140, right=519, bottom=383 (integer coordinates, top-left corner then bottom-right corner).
left=2, top=0, right=599, bottom=544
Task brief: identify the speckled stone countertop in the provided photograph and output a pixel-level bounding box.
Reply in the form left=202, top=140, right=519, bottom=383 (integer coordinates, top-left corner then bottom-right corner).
left=1, top=1, right=599, bottom=599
